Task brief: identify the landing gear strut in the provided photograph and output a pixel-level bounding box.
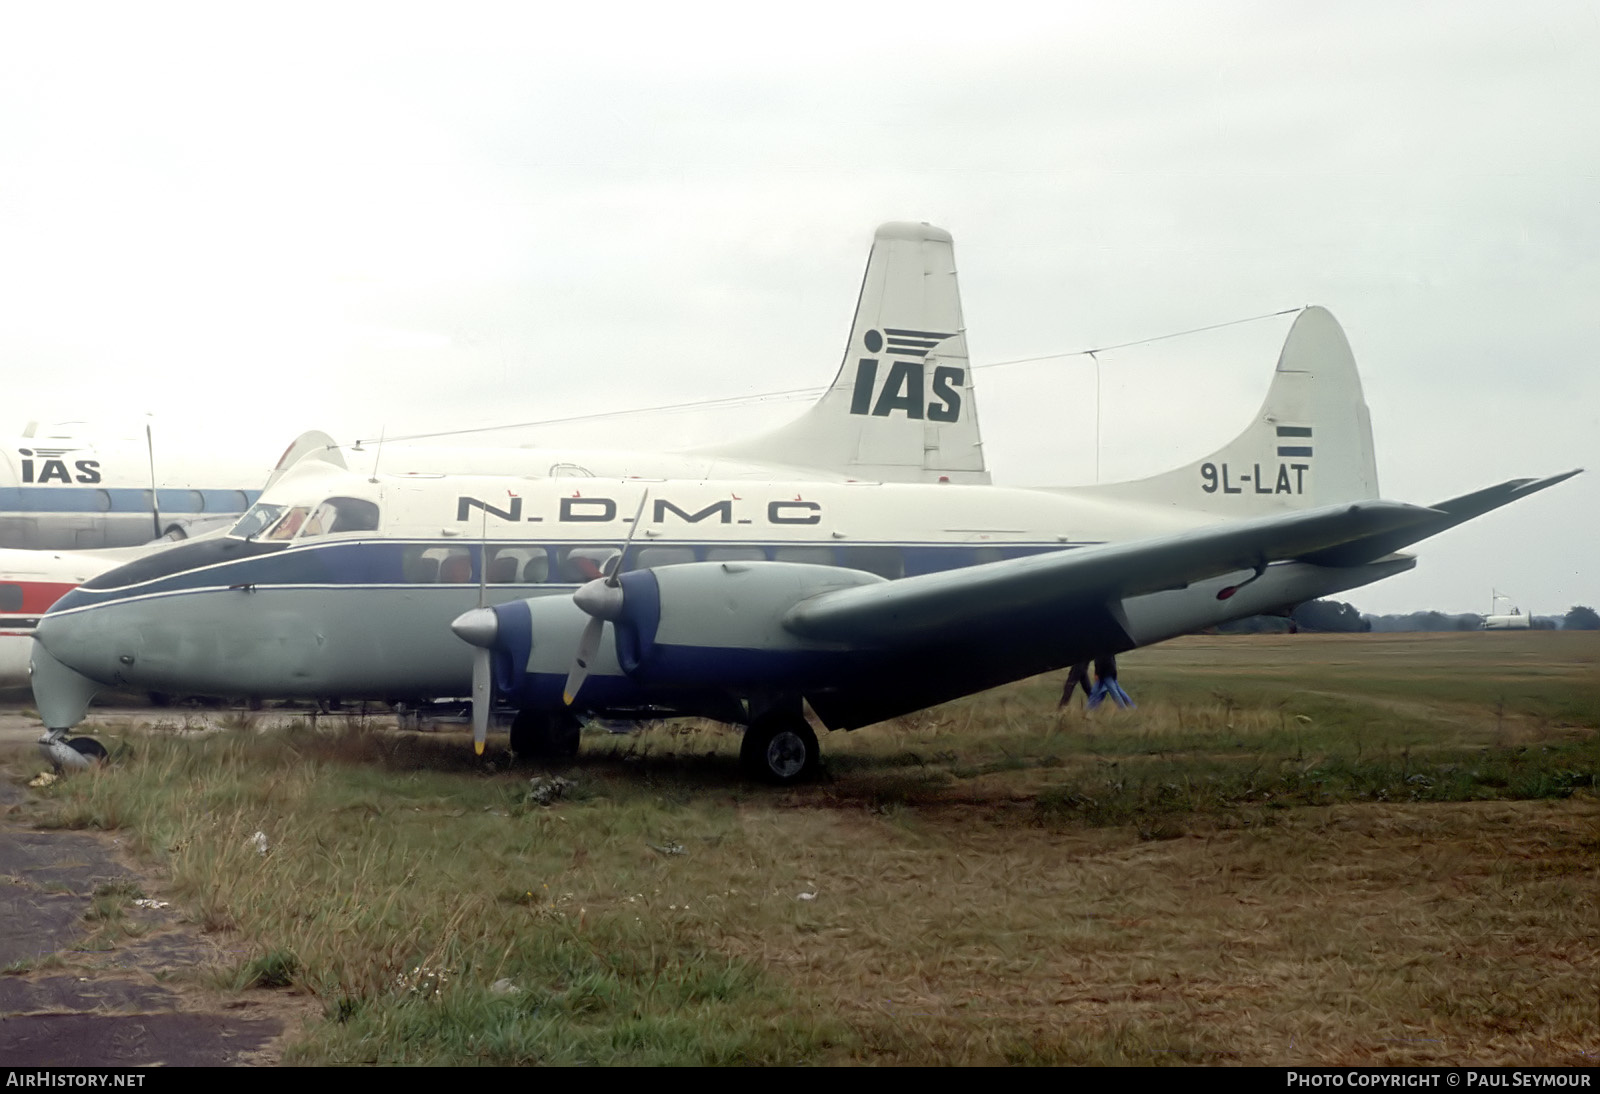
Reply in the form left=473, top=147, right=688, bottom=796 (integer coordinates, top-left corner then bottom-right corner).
left=509, top=710, right=581, bottom=760
left=739, top=712, right=820, bottom=785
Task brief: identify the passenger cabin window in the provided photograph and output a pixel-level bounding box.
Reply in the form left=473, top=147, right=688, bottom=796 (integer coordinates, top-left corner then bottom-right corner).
left=486, top=546, right=548, bottom=583
left=0, top=584, right=22, bottom=613
left=402, top=546, right=473, bottom=584
left=557, top=546, right=620, bottom=583
left=704, top=547, right=766, bottom=562
left=635, top=546, right=696, bottom=569
left=839, top=546, right=904, bottom=579
left=773, top=547, right=834, bottom=565
left=400, top=543, right=473, bottom=582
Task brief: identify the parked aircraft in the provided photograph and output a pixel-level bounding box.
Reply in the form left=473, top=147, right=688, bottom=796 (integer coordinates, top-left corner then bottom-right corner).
left=0, top=431, right=349, bottom=691
left=28, top=304, right=1580, bottom=778
left=0, top=541, right=186, bottom=693
left=1479, top=590, right=1534, bottom=630
left=0, top=422, right=269, bottom=549
left=3, top=220, right=983, bottom=557
left=2, top=221, right=981, bottom=697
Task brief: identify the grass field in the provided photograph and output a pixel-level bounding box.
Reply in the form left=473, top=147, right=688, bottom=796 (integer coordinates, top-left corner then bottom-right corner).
left=11, top=631, right=1598, bottom=1065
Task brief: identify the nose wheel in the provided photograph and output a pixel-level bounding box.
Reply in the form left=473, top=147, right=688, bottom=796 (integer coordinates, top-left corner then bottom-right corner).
left=739, top=714, right=820, bottom=785
left=39, top=731, right=108, bottom=772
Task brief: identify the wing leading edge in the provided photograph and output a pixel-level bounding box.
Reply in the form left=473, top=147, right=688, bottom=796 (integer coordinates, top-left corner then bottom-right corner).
left=787, top=470, right=1580, bottom=651
left=784, top=499, right=1438, bottom=647
left=783, top=471, right=1576, bottom=729
left=1300, top=470, right=1582, bottom=568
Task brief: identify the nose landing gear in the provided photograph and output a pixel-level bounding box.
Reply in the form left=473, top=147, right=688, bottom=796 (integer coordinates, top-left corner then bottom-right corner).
left=39, top=730, right=108, bottom=772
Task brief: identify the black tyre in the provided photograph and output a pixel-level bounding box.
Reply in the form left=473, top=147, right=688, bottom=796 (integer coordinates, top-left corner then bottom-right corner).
left=739, top=718, right=820, bottom=785
left=66, top=737, right=109, bottom=763
left=509, top=710, right=582, bottom=760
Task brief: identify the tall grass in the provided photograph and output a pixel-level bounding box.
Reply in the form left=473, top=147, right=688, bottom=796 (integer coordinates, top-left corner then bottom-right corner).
left=18, top=632, right=1597, bottom=1065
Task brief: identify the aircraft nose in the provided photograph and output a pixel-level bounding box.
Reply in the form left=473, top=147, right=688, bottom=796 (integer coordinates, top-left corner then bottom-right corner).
left=34, top=610, right=104, bottom=671
left=33, top=613, right=68, bottom=657
left=34, top=610, right=126, bottom=683
left=450, top=607, right=499, bottom=649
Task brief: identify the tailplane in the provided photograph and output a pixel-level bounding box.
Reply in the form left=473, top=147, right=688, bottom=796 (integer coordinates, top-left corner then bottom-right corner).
left=698, top=222, right=988, bottom=484
left=1080, top=306, right=1379, bottom=513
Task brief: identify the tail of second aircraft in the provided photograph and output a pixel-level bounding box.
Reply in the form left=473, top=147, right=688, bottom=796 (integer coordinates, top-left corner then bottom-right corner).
left=697, top=222, right=989, bottom=484
left=1077, top=306, right=1380, bottom=514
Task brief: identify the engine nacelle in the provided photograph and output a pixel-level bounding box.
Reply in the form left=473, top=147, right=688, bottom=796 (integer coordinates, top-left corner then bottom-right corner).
left=610, top=561, right=885, bottom=691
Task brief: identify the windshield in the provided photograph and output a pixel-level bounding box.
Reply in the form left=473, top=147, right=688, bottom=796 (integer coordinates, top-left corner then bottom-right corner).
left=264, top=506, right=310, bottom=540
left=230, top=503, right=288, bottom=540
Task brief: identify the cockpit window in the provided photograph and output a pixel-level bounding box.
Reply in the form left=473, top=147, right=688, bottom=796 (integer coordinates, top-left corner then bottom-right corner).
left=299, top=497, right=380, bottom=538
left=231, top=503, right=287, bottom=540
left=265, top=506, right=311, bottom=540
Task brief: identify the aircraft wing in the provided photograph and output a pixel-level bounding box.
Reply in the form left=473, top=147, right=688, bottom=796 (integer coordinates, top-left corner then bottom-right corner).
left=785, top=498, right=1450, bottom=647
left=454, top=471, right=1579, bottom=735
left=1298, top=470, right=1581, bottom=568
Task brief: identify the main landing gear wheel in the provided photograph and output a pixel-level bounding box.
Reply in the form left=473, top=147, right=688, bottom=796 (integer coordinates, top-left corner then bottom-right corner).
left=509, top=710, right=582, bottom=761
left=739, top=717, right=820, bottom=786
left=67, top=737, right=108, bottom=762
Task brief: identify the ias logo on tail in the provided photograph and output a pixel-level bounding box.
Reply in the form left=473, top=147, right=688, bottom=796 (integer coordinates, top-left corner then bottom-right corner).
left=849, top=328, right=963, bottom=421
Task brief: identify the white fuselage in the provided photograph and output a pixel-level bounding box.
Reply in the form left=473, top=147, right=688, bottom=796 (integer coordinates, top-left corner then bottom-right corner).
left=33, top=462, right=1404, bottom=710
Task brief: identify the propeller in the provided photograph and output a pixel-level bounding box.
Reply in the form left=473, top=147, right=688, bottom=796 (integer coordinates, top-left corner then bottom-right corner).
left=563, top=488, right=647, bottom=706
left=467, top=521, right=492, bottom=754
left=145, top=421, right=162, bottom=541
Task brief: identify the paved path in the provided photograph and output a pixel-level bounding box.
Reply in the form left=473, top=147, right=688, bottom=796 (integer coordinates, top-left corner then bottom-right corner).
left=0, top=774, right=302, bottom=1066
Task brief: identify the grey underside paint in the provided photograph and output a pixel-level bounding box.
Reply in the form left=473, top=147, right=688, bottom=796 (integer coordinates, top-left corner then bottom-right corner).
left=42, top=586, right=558, bottom=699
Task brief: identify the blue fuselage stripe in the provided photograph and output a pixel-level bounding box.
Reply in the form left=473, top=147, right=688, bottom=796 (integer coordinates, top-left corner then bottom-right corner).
left=48, top=538, right=1089, bottom=614
left=0, top=487, right=261, bottom=514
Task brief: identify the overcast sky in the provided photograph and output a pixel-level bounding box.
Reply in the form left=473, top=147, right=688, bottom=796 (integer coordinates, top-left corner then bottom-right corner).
left=1, top=1, right=1593, bottom=615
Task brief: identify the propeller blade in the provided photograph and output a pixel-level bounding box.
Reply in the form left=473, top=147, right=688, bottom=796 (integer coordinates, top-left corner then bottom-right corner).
left=451, top=606, right=500, bottom=757
left=564, top=615, right=604, bottom=706
left=611, top=488, right=651, bottom=586
left=145, top=422, right=162, bottom=541
left=563, top=486, right=647, bottom=706
left=470, top=645, right=492, bottom=756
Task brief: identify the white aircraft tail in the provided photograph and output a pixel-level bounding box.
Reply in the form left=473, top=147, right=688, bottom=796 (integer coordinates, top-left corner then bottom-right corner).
left=1080, top=306, right=1379, bottom=513
left=698, top=222, right=988, bottom=484
left=263, top=430, right=346, bottom=490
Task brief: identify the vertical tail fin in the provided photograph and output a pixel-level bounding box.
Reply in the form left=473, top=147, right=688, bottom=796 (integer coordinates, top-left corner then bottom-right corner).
left=700, top=222, right=989, bottom=484
left=1082, top=306, right=1380, bottom=513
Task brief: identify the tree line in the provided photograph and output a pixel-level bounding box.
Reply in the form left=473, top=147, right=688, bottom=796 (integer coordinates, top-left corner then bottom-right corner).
left=1216, top=602, right=1599, bottom=633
